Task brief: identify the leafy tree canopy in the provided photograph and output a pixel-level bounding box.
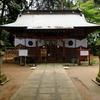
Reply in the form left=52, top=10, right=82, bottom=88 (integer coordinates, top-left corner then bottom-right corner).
left=72, top=0, right=100, bottom=55
left=73, top=0, right=100, bottom=24
left=0, top=0, right=28, bottom=24
left=0, top=0, right=28, bottom=46
left=96, top=40, right=100, bottom=46
left=87, top=31, right=100, bottom=55
left=28, top=0, right=74, bottom=10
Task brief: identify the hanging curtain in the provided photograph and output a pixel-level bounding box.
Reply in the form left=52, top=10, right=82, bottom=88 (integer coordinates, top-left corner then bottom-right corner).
left=14, top=38, right=25, bottom=46
left=65, top=38, right=87, bottom=48
left=38, top=39, right=45, bottom=46
left=26, top=39, right=36, bottom=47
left=65, top=39, right=76, bottom=48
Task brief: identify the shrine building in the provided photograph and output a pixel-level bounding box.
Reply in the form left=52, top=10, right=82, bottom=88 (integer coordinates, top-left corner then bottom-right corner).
left=0, top=9, right=100, bottom=63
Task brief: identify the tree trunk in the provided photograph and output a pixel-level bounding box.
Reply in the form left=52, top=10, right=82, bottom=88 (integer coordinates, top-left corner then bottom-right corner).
left=0, top=0, right=6, bottom=25
left=61, top=0, right=64, bottom=10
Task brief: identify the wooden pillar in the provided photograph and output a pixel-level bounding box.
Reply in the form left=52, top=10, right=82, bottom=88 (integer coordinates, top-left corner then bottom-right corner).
left=88, top=50, right=90, bottom=65
left=62, top=39, right=65, bottom=62
left=36, top=39, right=38, bottom=62
left=78, top=51, right=81, bottom=65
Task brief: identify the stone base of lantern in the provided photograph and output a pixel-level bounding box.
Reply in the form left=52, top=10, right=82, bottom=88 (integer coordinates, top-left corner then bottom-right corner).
left=0, top=70, right=10, bottom=85
left=92, top=72, right=100, bottom=86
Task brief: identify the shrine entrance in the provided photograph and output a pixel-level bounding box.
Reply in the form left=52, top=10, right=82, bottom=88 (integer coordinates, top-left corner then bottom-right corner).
left=40, top=39, right=63, bottom=62
left=47, top=44, right=59, bottom=62
left=40, top=45, right=62, bottom=62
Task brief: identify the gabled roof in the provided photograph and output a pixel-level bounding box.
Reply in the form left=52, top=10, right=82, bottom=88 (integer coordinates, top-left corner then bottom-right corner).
left=1, top=9, right=99, bottom=30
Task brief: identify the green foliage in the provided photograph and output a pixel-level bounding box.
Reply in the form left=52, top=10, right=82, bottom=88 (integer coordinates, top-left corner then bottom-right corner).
left=96, top=40, right=100, bottom=46
left=88, top=43, right=99, bottom=55
left=97, top=52, right=100, bottom=59
left=87, top=31, right=100, bottom=55
left=0, top=0, right=28, bottom=24
left=73, top=1, right=100, bottom=24
left=81, top=1, right=94, bottom=9
left=70, top=57, right=78, bottom=64
left=0, top=30, right=12, bottom=46
left=0, top=0, right=28, bottom=46
left=94, top=0, right=100, bottom=5
left=11, top=3, right=21, bottom=10
left=90, top=58, right=96, bottom=65
left=81, top=1, right=100, bottom=24
left=30, top=0, right=74, bottom=10
left=73, top=0, right=100, bottom=55
left=65, top=0, right=74, bottom=9
left=0, top=1, right=2, bottom=7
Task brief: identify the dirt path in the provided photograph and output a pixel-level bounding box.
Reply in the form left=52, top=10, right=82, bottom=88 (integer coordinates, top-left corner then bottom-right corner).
left=66, top=65, right=100, bottom=100
left=0, top=56, right=100, bottom=100
left=66, top=56, right=100, bottom=100
left=0, top=63, right=32, bottom=100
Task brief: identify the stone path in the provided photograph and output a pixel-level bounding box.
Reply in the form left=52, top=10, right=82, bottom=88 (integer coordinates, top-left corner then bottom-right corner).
left=10, top=63, right=83, bottom=100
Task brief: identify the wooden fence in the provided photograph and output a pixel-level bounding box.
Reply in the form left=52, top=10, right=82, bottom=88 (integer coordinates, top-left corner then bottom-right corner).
left=3, top=47, right=19, bottom=63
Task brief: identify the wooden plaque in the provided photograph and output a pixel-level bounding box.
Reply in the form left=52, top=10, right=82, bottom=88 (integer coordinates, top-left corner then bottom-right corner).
left=41, top=49, right=47, bottom=57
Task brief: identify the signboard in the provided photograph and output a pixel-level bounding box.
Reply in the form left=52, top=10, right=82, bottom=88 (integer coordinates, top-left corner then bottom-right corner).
left=80, top=51, right=89, bottom=56
left=78, top=49, right=91, bottom=65
left=78, top=49, right=91, bottom=57
left=41, top=49, right=47, bottom=57
left=19, top=49, right=28, bottom=56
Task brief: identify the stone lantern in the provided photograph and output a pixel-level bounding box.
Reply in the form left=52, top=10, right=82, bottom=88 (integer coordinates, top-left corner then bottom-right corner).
left=0, top=40, right=9, bottom=85
left=92, top=40, right=100, bottom=85
left=95, top=51, right=100, bottom=85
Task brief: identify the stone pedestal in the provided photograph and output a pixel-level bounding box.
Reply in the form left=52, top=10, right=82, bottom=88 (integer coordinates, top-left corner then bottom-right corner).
left=0, top=40, right=9, bottom=85
left=95, top=52, right=100, bottom=85
left=0, top=71, right=7, bottom=84
left=93, top=69, right=100, bottom=86
left=96, top=73, right=100, bottom=85
left=92, top=51, right=100, bottom=85
left=0, top=56, right=9, bottom=85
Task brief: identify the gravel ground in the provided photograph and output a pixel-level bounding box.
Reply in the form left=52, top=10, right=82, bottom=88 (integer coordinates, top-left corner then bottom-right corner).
left=66, top=56, right=100, bottom=100
left=0, top=62, right=32, bottom=100
left=0, top=56, right=100, bottom=100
